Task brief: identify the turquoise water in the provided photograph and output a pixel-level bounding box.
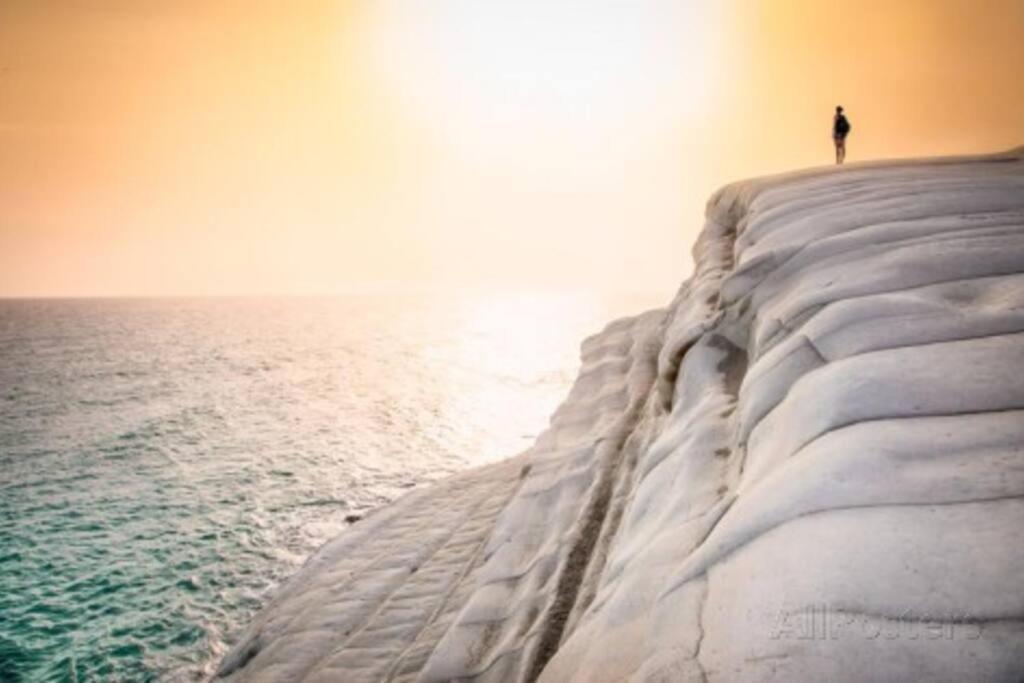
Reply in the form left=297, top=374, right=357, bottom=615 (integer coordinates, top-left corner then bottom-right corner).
left=0, top=293, right=655, bottom=681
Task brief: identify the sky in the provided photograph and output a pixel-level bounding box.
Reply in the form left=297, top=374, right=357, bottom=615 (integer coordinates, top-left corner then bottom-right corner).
left=1, top=0, right=1022, bottom=298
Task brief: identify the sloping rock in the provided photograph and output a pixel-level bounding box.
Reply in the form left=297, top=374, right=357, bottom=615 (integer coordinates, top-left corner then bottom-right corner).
left=219, top=148, right=1024, bottom=682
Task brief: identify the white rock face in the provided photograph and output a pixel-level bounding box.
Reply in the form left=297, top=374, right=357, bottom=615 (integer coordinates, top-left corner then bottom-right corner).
left=219, top=149, right=1024, bottom=682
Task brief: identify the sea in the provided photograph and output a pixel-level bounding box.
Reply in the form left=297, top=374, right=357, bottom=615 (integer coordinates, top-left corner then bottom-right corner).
left=0, top=291, right=661, bottom=681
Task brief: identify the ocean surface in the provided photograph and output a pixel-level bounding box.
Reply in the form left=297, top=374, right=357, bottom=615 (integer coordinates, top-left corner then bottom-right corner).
left=0, top=292, right=660, bottom=681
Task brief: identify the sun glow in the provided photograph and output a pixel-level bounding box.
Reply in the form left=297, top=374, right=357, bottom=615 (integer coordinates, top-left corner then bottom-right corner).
left=360, top=1, right=718, bottom=157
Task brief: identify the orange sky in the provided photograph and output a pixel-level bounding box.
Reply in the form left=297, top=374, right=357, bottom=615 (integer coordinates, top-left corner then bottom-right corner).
left=1, top=0, right=1022, bottom=298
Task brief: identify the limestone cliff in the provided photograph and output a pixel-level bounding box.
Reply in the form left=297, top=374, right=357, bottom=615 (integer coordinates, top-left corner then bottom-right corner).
left=218, top=149, right=1024, bottom=682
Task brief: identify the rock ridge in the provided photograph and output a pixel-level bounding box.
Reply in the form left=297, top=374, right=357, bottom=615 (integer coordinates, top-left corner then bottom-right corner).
left=219, top=148, right=1024, bottom=682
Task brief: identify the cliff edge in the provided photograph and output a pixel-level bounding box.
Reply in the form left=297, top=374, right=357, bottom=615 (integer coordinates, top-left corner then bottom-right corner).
left=218, top=149, right=1024, bottom=682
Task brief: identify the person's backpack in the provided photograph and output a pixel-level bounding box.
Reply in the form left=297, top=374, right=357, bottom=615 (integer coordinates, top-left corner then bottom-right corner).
left=836, top=115, right=851, bottom=135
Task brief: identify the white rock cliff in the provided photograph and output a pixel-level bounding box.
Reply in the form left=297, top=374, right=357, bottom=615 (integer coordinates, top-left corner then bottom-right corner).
left=218, top=149, right=1024, bottom=682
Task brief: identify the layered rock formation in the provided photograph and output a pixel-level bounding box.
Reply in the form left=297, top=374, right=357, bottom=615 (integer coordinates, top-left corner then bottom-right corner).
left=218, top=149, right=1024, bottom=682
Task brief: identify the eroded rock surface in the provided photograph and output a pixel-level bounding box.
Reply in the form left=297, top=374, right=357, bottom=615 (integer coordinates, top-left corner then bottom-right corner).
left=219, top=149, right=1024, bottom=682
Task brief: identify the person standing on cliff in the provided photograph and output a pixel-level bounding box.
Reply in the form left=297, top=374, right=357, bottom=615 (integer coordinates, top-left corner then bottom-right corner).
left=833, top=106, right=851, bottom=164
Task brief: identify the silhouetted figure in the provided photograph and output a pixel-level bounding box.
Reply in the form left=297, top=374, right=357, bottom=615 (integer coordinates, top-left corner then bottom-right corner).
left=833, top=106, right=851, bottom=164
